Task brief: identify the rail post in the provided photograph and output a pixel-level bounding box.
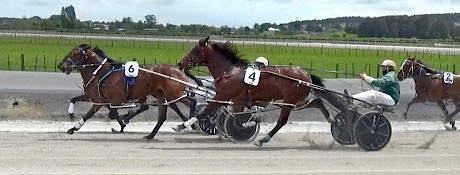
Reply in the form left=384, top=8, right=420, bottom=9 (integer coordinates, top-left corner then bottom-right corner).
left=7, top=53, right=10, bottom=70
left=453, top=64, right=456, bottom=74
left=352, top=63, right=355, bottom=76
left=376, top=64, right=380, bottom=77
left=345, top=63, right=348, bottom=78
left=21, top=54, right=25, bottom=71
left=43, top=55, right=46, bottom=71
left=54, top=56, right=57, bottom=72
left=335, top=63, right=339, bottom=78
left=34, top=54, right=38, bottom=71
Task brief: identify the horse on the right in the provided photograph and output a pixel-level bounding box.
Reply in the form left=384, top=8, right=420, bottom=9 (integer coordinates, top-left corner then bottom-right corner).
left=397, top=56, right=460, bottom=130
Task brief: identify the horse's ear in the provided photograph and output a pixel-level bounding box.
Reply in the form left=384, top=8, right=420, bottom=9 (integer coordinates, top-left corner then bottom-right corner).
left=199, top=36, right=209, bottom=47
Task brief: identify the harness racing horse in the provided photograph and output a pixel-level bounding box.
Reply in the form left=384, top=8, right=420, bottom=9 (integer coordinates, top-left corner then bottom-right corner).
left=58, top=44, right=196, bottom=139
left=397, top=56, right=460, bottom=130
left=175, top=37, right=332, bottom=147
left=66, top=47, right=194, bottom=130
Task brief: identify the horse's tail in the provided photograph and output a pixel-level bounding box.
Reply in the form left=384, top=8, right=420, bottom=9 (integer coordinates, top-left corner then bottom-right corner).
left=310, top=74, right=324, bottom=87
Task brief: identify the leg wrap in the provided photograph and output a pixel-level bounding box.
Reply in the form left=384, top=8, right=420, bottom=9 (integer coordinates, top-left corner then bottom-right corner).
left=74, top=118, right=85, bottom=130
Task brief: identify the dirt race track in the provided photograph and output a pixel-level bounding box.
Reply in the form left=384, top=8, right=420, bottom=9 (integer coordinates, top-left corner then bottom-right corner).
left=1, top=129, right=459, bottom=175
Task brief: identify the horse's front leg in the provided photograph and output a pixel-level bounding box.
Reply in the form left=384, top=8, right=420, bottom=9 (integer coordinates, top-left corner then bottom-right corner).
left=403, top=97, right=417, bottom=119
left=68, top=95, right=87, bottom=122
left=255, top=105, right=293, bottom=147
left=67, top=105, right=102, bottom=134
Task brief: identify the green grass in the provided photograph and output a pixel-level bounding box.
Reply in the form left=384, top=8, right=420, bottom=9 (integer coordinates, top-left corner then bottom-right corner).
left=0, top=36, right=458, bottom=78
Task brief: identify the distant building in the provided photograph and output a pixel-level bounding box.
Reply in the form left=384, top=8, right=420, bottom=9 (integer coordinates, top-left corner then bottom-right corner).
left=268, top=27, right=280, bottom=32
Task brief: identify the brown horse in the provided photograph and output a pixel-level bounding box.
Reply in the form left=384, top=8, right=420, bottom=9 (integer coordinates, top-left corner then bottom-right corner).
left=175, top=37, right=331, bottom=147
left=397, top=56, right=460, bottom=130
left=66, top=47, right=194, bottom=128
left=58, top=44, right=195, bottom=139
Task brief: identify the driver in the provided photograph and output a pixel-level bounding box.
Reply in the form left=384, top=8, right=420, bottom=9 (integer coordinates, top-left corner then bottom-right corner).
left=254, top=56, right=269, bottom=68
left=344, top=60, right=400, bottom=106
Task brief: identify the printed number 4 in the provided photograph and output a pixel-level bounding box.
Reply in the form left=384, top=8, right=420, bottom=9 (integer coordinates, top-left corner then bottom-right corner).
left=248, top=72, right=256, bottom=82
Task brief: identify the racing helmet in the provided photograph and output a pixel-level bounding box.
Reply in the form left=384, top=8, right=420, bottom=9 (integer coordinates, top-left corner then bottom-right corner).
left=255, top=57, right=269, bottom=66
left=381, top=60, right=396, bottom=68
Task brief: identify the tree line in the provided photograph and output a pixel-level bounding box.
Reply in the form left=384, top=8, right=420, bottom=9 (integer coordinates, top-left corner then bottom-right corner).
left=344, top=14, right=460, bottom=41
left=1, top=5, right=460, bottom=41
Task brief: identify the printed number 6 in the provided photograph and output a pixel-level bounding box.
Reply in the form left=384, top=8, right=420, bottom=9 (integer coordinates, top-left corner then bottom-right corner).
left=128, top=65, right=135, bottom=73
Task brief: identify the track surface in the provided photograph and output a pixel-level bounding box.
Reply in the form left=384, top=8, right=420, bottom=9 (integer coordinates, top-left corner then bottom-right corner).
left=0, top=130, right=459, bottom=174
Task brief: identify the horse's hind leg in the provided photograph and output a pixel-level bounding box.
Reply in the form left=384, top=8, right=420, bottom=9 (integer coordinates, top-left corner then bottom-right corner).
left=439, top=102, right=456, bottom=130
left=108, top=108, right=130, bottom=133
left=169, top=103, right=188, bottom=121
left=144, top=94, right=167, bottom=140
left=122, top=103, right=149, bottom=124
left=255, top=105, right=293, bottom=147
left=447, top=99, right=460, bottom=130
left=67, top=105, right=102, bottom=134
left=300, top=98, right=331, bottom=123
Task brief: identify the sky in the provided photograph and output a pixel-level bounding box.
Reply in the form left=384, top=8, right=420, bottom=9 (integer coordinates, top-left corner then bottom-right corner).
left=1, top=0, right=459, bottom=27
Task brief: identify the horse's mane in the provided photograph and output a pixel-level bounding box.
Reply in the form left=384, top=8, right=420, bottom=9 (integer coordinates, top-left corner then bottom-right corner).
left=210, top=42, right=250, bottom=65
left=92, top=46, right=119, bottom=64
left=416, top=60, right=440, bottom=74
left=79, top=44, right=122, bottom=68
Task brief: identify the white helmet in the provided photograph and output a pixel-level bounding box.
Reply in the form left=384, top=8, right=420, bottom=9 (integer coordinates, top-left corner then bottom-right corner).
left=255, top=57, right=269, bottom=66
left=381, top=60, right=396, bottom=68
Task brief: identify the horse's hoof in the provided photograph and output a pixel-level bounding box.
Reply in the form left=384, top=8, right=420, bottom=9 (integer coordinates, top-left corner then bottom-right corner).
left=172, top=125, right=184, bottom=132
left=66, top=128, right=75, bottom=135
left=443, top=123, right=454, bottom=131
left=143, top=135, right=154, bottom=140
left=254, top=140, right=263, bottom=147
left=111, top=128, right=122, bottom=134
left=453, top=126, right=457, bottom=131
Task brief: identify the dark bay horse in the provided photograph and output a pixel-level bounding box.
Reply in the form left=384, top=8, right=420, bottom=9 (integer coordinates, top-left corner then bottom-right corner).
left=397, top=56, right=460, bottom=130
left=66, top=47, right=194, bottom=129
left=59, top=44, right=195, bottom=139
left=175, top=37, right=332, bottom=147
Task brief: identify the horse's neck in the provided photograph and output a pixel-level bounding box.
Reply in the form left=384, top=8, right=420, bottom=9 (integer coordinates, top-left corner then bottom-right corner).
left=413, top=66, right=430, bottom=85
left=80, top=57, right=110, bottom=84
left=207, top=56, right=236, bottom=79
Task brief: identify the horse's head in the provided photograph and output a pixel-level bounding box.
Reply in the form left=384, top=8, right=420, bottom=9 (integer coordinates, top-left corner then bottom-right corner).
left=397, top=56, right=417, bottom=80
left=178, top=36, right=210, bottom=71
left=58, top=44, right=100, bottom=74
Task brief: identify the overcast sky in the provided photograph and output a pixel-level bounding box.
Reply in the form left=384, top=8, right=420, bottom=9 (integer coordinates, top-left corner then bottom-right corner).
left=1, top=0, right=459, bottom=27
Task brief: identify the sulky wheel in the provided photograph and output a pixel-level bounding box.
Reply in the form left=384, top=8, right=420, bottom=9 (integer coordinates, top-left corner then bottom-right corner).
left=330, top=109, right=360, bottom=145
left=224, top=112, right=260, bottom=143
left=353, top=111, right=392, bottom=151
left=194, top=103, right=218, bottom=135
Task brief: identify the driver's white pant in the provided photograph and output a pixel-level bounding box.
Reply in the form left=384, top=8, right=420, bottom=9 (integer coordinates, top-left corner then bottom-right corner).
left=352, top=90, right=396, bottom=106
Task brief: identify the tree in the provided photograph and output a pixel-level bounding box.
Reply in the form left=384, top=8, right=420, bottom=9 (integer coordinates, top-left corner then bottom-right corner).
left=60, top=5, right=77, bottom=29
left=144, top=14, right=157, bottom=28
left=135, top=20, right=144, bottom=30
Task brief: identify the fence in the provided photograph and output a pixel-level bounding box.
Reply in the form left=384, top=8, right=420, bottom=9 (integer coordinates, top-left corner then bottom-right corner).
left=4, top=53, right=457, bottom=79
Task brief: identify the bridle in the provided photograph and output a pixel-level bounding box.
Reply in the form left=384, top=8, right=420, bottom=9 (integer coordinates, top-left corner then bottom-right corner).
left=399, top=59, right=425, bottom=79
left=182, top=45, right=206, bottom=69
left=67, top=47, right=88, bottom=68
left=65, top=47, right=105, bottom=73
